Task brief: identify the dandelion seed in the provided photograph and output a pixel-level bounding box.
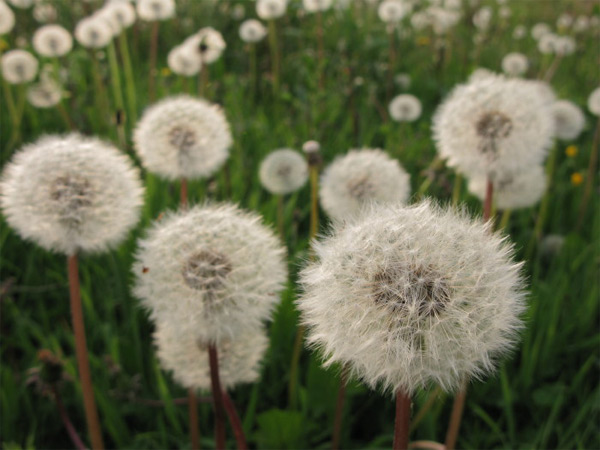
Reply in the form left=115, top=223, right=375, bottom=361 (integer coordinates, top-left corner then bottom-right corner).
left=133, top=95, right=232, bottom=181
left=1, top=49, right=38, bottom=84
left=388, top=94, right=422, bottom=122
left=319, top=149, right=411, bottom=222
left=259, top=149, right=309, bottom=195
left=132, top=204, right=287, bottom=343
left=239, top=19, right=267, bottom=43
left=297, top=200, right=526, bottom=395
left=33, top=25, right=73, bottom=58
left=552, top=100, right=585, bottom=141
left=0, top=134, right=145, bottom=255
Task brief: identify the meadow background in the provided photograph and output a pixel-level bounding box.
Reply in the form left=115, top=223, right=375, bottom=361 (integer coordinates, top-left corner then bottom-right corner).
left=1, top=0, right=599, bottom=448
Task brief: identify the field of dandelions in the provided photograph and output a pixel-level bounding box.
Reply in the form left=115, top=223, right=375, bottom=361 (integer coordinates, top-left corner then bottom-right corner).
left=1, top=0, right=598, bottom=449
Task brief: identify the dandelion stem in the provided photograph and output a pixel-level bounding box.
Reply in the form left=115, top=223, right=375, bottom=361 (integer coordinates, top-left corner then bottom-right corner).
left=542, top=54, right=563, bottom=83
left=576, top=116, right=599, bottom=231
left=498, top=209, right=512, bottom=231
left=5, top=81, right=23, bottom=149
left=89, top=50, right=111, bottom=132
left=149, top=21, right=159, bottom=102
left=316, top=11, right=325, bottom=91
left=118, top=31, right=137, bottom=124
left=51, top=385, right=87, bottom=450
left=57, top=102, right=75, bottom=130
left=180, top=178, right=188, bottom=209
left=444, top=379, right=467, bottom=450
left=107, top=41, right=127, bottom=149
left=331, top=365, right=349, bottom=450
left=208, top=344, right=227, bottom=450
left=409, top=386, right=443, bottom=433
left=483, top=178, right=494, bottom=222
left=288, top=324, right=304, bottom=409
left=268, top=19, right=280, bottom=95
left=451, top=173, right=462, bottom=207
left=199, top=65, right=209, bottom=99
left=67, top=254, right=104, bottom=450
left=277, top=194, right=285, bottom=239
left=309, top=165, right=320, bottom=242
left=223, top=390, right=248, bottom=450
left=387, top=27, right=397, bottom=104
left=393, top=389, right=411, bottom=450
left=249, top=43, right=257, bottom=100
left=188, top=388, right=200, bottom=450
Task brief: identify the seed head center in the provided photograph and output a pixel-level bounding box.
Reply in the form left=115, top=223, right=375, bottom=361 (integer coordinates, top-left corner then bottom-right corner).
left=182, top=250, right=232, bottom=293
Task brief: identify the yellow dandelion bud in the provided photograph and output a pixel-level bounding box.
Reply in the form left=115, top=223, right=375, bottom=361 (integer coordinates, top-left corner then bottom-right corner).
left=0, top=39, right=9, bottom=52
left=565, top=145, right=578, bottom=157
left=416, top=36, right=431, bottom=46
left=160, top=67, right=171, bottom=77
left=571, top=172, right=583, bottom=186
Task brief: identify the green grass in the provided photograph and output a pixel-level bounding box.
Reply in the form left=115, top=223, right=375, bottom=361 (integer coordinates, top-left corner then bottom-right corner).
left=1, top=0, right=599, bottom=448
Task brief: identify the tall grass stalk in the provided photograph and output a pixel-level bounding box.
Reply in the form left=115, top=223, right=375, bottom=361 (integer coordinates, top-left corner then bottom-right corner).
left=118, top=31, right=138, bottom=125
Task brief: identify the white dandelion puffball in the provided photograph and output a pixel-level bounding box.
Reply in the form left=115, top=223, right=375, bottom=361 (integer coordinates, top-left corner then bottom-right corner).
left=132, top=204, right=287, bottom=343
left=531, top=22, right=551, bottom=40
left=467, top=165, right=547, bottom=210
left=184, top=27, right=226, bottom=65
left=537, top=33, right=557, bottom=54
left=33, top=2, right=57, bottom=23
left=319, top=149, right=411, bottom=222
left=256, top=0, right=286, bottom=20
left=137, top=0, right=175, bottom=21
left=75, top=17, right=112, bottom=49
left=472, top=6, right=492, bottom=30
left=1, top=50, right=38, bottom=84
left=154, top=324, right=268, bottom=391
left=133, top=95, right=232, bottom=181
left=33, top=25, right=73, bottom=58
left=7, top=0, right=32, bottom=8
left=0, top=1, right=15, bottom=34
left=433, top=74, right=555, bottom=180
left=239, top=19, right=267, bottom=43
left=297, top=201, right=526, bottom=395
left=588, top=87, right=600, bottom=116
left=259, top=149, right=309, bottom=195
left=512, top=25, right=526, bottom=40
left=303, top=0, right=332, bottom=13
left=553, top=36, right=576, bottom=56
left=104, top=0, right=136, bottom=30
left=1, top=134, right=145, bottom=255
left=378, top=0, right=410, bottom=23
left=27, top=79, right=62, bottom=108
left=552, top=100, right=585, bottom=141
left=573, top=16, right=590, bottom=33
left=557, top=13, right=573, bottom=30
left=389, top=94, right=422, bottom=122
left=501, top=52, right=528, bottom=77
left=167, top=44, right=202, bottom=77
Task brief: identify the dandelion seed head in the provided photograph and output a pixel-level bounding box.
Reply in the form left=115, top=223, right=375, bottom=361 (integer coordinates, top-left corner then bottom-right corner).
left=587, top=87, right=600, bottom=116
left=33, top=25, right=73, bottom=58
left=303, top=0, right=332, bottom=13
left=472, top=6, right=492, bottom=30
left=378, top=0, right=410, bottom=23
left=0, top=1, right=16, bottom=34
left=239, top=19, right=267, bottom=43
left=134, top=95, right=232, bottom=181
left=256, top=0, right=287, bottom=20
left=1, top=134, right=145, bottom=255
left=389, top=94, right=422, bottom=122
left=501, top=52, right=528, bottom=77
left=27, top=78, right=62, bottom=108
left=75, top=17, right=112, bottom=48
left=132, top=203, right=288, bottom=343
left=531, top=22, right=551, bottom=40
left=1, top=49, right=38, bottom=84
left=512, top=25, right=526, bottom=40
left=297, top=200, right=527, bottom=395
left=552, top=100, right=585, bottom=141
left=167, top=44, right=202, bottom=76
left=154, top=325, right=268, bottom=391
left=319, top=149, right=410, bottom=222
left=137, top=0, right=175, bottom=21
left=103, top=0, right=136, bottom=29
left=433, top=73, right=555, bottom=181
left=7, top=0, right=32, bottom=9
left=33, top=3, right=57, bottom=23
left=184, top=27, right=226, bottom=64
left=259, top=149, right=308, bottom=195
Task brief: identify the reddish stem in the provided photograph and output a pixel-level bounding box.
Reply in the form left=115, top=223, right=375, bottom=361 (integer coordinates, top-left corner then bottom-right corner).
left=331, top=366, right=348, bottom=450
left=483, top=178, right=494, bottom=222
left=208, top=344, right=226, bottom=449
left=180, top=178, right=188, bottom=209
left=51, top=385, right=87, bottom=450
left=223, top=390, right=248, bottom=450
left=188, top=388, right=200, bottom=450
left=393, top=390, right=411, bottom=450
left=444, top=381, right=467, bottom=450
left=67, top=254, right=104, bottom=450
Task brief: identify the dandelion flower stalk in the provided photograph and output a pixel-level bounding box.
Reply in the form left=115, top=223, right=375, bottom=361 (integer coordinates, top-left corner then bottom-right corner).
left=387, top=27, right=397, bottom=103
left=267, top=19, right=280, bottom=95
left=249, top=43, right=258, bottom=99
left=331, top=365, right=348, bottom=450
left=118, top=31, right=137, bottom=124
left=149, top=21, right=159, bottom=101
left=393, top=390, right=411, bottom=450
left=223, top=391, right=249, bottom=450
left=499, top=209, right=512, bottom=231
left=88, top=50, right=111, bottom=132
left=316, top=11, right=325, bottom=91
left=444, top=379, right=467, bottom=450
left=208, top=344, right=227, bottom=450
left=68, top=254, right=105, bottom=450
left=188, top=388, right=200, bottom=450
left=107, top=41, right=127, bottom=148
left=451, top=174, right=462, bottom=207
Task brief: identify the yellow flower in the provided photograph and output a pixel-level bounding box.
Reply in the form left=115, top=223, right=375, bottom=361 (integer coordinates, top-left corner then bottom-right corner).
left=0, top=39, right=8, bottom=52
left=571, top=172, right=584, bottom=186
left=565, top=145, right=578, bottom=157
left=161, top=67, right=171, bottom=77
left=416, top=36, right=431, bottom=46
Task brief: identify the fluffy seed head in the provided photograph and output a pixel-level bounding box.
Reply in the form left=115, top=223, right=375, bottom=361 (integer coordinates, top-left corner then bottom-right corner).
left=319, top=149, right=411, bottom=222
left=132, top=203, right=287, bottom=343
left=136, top=0, right=175, bottom=21
left=552, top=100, right=585, bottom=141
left=133, top=95, right=232, bottom=181
left=1, top=50, right=38, bottom=84
left=512, top=25, right=526, bottom=39
left=588, top=87, right=600, bottom=116
left=303, top=0, right=332, bottom=13
left=256, top=0, right=286, bottom=20
left=433, top=73, right=555, bottom=181
left=154, top=324, right=268, bottom=391
left=472, top=6, right=492, bottom=30
left=378, top=0, right=410, bottom=23
left=167, top=44, right=202, bottom=76
left=239, top=19, right=267, bottom=43
left=501, top=52, right=528, bottom=77
left=259, top=149, right=308, bottom=195
left=75, top=17, right=112, bottom=48
left=7, top=0, right=31, bottom=8
left=467, top=165, right=546, bottom=210
left=531, top=22, right=551, bottom=40
left=103, top=0, right=136, bottom=29
left=183, top=27, right=226, bottom=65
left=1, top=134, right=145, bottom=255
left=0, top=1, right=15, bottom=34
left=33, top=2, right=57, bottom=23
left=32, top=25, right=73, bottom=57
left=27, top=78, right=62, bottom=108
left=389, top=94, right=422, bottom=122
left=297, top=201, right=526, bottom=395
